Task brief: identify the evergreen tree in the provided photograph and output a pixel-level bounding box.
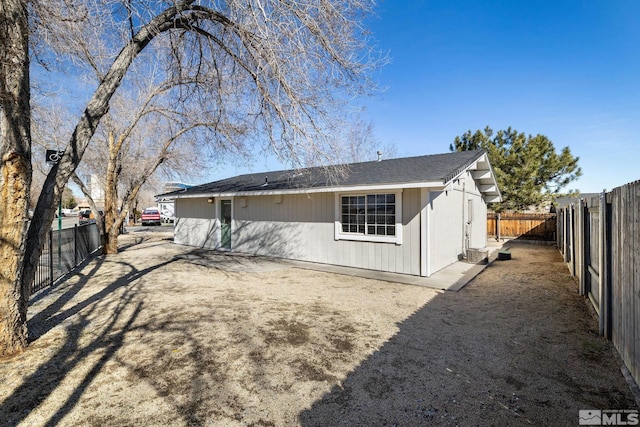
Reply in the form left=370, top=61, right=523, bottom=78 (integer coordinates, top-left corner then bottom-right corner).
left=451, top=126, right=581, bottom=211
left=61, top=187, right=77, bottom=210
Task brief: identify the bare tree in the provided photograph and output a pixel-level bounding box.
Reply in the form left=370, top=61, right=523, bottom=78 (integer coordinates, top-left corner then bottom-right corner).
left=74, top=67, right=249, bottom=253
left=302, top=117, right=397, bottom=166
left=341, top=118, right=397, bottom=163
left=0, top=0, right=383, bottom=356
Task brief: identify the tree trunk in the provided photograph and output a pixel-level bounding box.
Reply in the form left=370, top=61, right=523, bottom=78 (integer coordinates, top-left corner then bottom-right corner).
left=0, top=0, right=32, bottom=357
left=103, top=132, right=120, bottom=254
left=20, top=3, right=190, bottom=288
left=1, top=3, right=191, bottom=355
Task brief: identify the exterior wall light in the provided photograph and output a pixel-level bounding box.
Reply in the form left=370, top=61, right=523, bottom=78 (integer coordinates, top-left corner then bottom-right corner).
left=207, top=198, right=214, bottom=204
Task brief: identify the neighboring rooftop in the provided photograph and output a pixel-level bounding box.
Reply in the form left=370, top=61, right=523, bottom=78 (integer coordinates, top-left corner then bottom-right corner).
left=162, top=181, right=193, bottom=193
left=555, top=193, right=601, bottom=207
left=161, top=150, right=501, bottom=202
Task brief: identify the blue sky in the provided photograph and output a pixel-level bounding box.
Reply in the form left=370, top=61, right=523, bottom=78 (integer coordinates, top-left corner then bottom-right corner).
left=209, top=1, right=639, bottom=193
left=359, top=0, right=640, bottom=193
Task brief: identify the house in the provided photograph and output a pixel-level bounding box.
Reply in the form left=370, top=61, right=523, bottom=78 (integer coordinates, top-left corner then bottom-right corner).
left=162, top=150, right=501, bottom=277
left=155, top=181, right=194, bottom=222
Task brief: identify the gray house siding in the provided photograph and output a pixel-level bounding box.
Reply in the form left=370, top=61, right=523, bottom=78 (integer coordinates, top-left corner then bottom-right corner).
left=174, top=198, right=217, bottom=247
left=464, top=171, right=488, bottom=248
left=175, top=189, right=422, bottom=275
left=167, top=150, right=500, bottom=277
left=235, top=189, right=421, bottom=275
left=427, top=172, right=487, bottom=274
left=428, top=189, right=462, bottom=273
left=233, top=192, right=334, bottom=263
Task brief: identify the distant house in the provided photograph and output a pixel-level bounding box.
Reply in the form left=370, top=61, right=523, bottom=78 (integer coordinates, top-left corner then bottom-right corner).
left=161, top=150, right=501, bottom=277
left=155, top=181, right=193, bottom=222
left=554, top=193, right=600, bottom=209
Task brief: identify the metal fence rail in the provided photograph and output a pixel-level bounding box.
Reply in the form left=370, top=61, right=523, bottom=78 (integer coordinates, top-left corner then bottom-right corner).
left=32, top=223, right=102, bottom=295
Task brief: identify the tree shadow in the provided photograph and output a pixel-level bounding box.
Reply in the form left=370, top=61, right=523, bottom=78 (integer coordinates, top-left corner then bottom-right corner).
left=4, top=230, right=296, bottom=426
left=1, top=253, right=179, bottom=426
left=298, top=245, right=636, bottom=426
left=29, top=226, right=152, bottom=306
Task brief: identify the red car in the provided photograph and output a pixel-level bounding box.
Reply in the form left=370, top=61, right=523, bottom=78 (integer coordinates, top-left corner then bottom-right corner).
left=140, top=208, right=162, bottom=226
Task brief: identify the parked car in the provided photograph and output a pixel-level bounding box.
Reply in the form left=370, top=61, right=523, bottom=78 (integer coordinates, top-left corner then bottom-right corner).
left=141, top=208, right=162, bottom=226
left=78, top=209, right=103, bottom=225
left=78, top=209, right=96, bottom=225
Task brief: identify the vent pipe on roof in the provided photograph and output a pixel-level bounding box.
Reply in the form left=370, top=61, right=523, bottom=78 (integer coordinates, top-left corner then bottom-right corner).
left=377, top=151, right=382, bottom=162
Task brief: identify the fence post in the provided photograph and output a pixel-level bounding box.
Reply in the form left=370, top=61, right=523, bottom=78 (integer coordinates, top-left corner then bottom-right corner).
left=578, top=199, right=586, bottom=296
left=557, top=209, right=563, bottom=254
left=563, top=207, right=569, bottom=263
left=567, top=205, right=574, bottom=273
left=48, top=229, right=53, bottom=287
left=599, top=190, right=610, bottom=337
left=74, top=224, right=78, bottom=266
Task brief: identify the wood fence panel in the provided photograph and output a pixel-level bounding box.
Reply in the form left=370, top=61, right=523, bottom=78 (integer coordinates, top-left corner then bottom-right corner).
left=584, top=199, right=601, bottom=308
left=575, top=202, right=583, bottom=283
left=611, top=187, right=623, bottom=359
left=557, top=210, right=564, bottom=255
left=635, top=183, right=640, bottom=383
left=487, top=213, right=557, bottom=241
left=616, top=184, right=633, bottom=379
left=608, top=183, right=639, bottom=386
left=558, top=180, right=640, bottom=387
left=627, top=183, right=639, bottom=383
left=622, top=184, right=632, bottom=380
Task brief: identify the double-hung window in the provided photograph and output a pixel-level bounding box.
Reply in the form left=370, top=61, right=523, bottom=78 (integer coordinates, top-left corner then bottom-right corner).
left=335, top=191, right=402, bottom=244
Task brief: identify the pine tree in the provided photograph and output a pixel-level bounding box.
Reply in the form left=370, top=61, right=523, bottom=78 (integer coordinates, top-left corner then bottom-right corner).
left=451, top=126, right=581, bottom=212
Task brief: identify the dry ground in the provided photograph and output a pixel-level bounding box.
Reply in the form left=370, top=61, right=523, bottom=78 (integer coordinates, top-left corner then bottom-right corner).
left=0, top=231, right=636, bottom=426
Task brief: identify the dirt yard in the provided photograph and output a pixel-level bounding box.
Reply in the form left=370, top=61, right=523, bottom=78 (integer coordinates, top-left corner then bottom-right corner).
left=0, top=231, right=636, bottom=426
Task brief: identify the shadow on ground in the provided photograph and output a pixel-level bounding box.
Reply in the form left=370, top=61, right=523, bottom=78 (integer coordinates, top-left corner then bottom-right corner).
left=2, top=240, right=635, bottom=426
left=299, top=243, right=636, bottom=426
left=1, top=242, right=179, bottom=426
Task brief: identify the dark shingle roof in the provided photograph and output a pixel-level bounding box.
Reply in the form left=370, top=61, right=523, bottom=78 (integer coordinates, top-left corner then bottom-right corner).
left=165, top=150, right=487, bottom=197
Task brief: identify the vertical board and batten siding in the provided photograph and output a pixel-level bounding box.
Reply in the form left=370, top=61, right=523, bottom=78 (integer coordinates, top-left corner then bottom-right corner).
left=558, top=180, right=640, bottom=388
left=175, top=196, right=216, bottom=219
left=174, top=198, right=217, bottom=247
left=468, top=183, right=488, bottom=249
left=233, top=189, right=422, bottom=275
left=428, top=172, right=486, bottom=274
left=461, top=170, right=487, bottom=249
left=428, top=191, right=462, bottom=274
left=233, top=192, right=333, bottom=264
left=173, top=179, right=488, bottom=279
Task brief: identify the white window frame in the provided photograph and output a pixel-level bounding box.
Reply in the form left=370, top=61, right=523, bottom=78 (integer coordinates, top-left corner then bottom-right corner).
left=334, top=190, right=403, bottom=244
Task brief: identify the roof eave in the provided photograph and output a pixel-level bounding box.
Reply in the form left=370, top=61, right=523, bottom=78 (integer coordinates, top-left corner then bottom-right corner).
left=444, top=151, right=503, bottom=203
left=167, top=180, right=448, bottom=199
